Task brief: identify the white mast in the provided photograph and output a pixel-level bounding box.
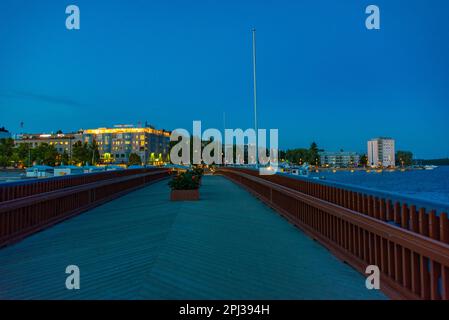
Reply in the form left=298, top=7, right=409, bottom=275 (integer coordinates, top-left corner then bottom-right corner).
left=252, top=27, right=259, bottom=167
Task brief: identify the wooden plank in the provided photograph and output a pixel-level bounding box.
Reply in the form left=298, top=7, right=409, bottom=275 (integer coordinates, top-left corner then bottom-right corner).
left=429, top=211, right=440, bottom=240
left=419, top=208, right=429, bottom=237
left=420, top=256, right=431, bottom=299
left=430, top=261, right=441, bottom=300
left=411, top=252, right=421, bottom=296
left=440, top=213, right=449, bottom=244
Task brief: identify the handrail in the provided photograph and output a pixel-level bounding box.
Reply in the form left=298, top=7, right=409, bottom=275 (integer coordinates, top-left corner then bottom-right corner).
left=218, top=168, right=449, bottom=300
left=0, top=169, right=169, bottom=248
left=0, top=171, right=165, bottom=214
left=224, top=168, right=449, bottom=244
left=276, top=171, right=449, bottom=214
left=227, top=166, right=449, bottom=213
left=0, top=168, right=164, bottom=202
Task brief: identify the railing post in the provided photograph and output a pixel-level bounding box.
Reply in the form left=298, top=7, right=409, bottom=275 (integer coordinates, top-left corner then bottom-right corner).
left=379, top=199, right=386, bottom=221
left=410, top=205, right=418, bottom=233
left=419, top=208, right=429, bottom=237
left=394, top=202, right=401, bottom=225
left=429, top=210, right=439, bottom=240
left=401, top=204, right=409, bottom=229
left=440, top=213, right=449, bottom=244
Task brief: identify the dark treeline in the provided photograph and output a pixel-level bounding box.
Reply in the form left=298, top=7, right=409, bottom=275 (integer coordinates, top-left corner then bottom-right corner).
left=0, top=138, right=101, bottom=168
left=0, top=138, right=149, bottom=168
left=280, top=142, right=321, bottom=165
left=419, top=158, right=449, bottom=166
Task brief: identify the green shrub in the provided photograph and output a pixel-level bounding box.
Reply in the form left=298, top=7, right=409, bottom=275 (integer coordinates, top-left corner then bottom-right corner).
left=192, top=166, right=204, bottom=177
left=168, top=170, right=200, bottom=190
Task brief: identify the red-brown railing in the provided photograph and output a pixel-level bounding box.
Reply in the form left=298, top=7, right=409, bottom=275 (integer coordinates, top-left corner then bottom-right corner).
left=231, top=168, right=449, bottom=245
left=0, top=169, right=169, bottom=248
left=0, top=168, right=162, bottom=203
left=218, top=168, right=449, bottom=300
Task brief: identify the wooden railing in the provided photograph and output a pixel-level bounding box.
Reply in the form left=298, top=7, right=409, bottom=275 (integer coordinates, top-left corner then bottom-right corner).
left=0, top=169, right=169, bottom=248
left=230, top=168, right=449, bottom=244
left=0, top=168, right=162, bottom=203
left=218, top=168, right=449, bottom=300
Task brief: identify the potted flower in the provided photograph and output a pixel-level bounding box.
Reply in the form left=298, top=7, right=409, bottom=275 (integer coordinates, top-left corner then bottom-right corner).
left=169, top=170, right=200, bottom=201
left=192, top=166, right=204, bottom=184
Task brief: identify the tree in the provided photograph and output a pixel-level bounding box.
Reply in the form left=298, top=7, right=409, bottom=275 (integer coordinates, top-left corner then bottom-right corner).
left=307, top=142, right=320, bottom=165
left=279, top=150, right=286, bottom=161
left=396, top=151, right=413, bottom=167
left=0, top=155, right=9, bottom=168
left=14, top=143, right=31, bottom=166
left=0, top=138, right=14, bottom=159
left=32, top=143, right=58, bottom=166
left=285, top=148, right=309, bottom=165
left=61, top=151, right=70, bottom=165
left=89, top=140, right=100, bottom=165
left=0, top=138, right=17, bottom=168
left=359, top=154, right=368, bottom=167
left=128, top=153, right=142, bottom=166
left=72, top=141, right=90, bottom=165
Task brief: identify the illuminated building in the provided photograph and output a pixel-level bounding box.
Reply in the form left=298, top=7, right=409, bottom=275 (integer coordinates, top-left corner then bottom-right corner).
left=367, top=137, right=395, bottom=168
left=319, top=151, right=360, bottom=168
left=15, top=133, right=83, bottom=157
left=82, top=124, right=171, bottom=164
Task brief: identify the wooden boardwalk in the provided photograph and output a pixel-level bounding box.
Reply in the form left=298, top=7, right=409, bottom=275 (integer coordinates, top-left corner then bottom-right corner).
left=0, top=176, right=386, bottom=299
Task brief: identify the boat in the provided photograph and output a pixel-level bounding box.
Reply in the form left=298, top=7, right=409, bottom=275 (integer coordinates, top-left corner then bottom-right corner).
left=424, top=165, right=438, bottom=170
left=290, top=164, right=310, bottom=177
left=25, top=165, right=54, bottom=178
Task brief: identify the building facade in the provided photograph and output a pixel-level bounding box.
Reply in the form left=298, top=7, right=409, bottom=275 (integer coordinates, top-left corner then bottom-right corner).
left=319, top=151, right=360, bottom=168
left=15, top=133, right=83, bottom=157
left=82, top=125, right=171, bottom=164
left=367, top=137, right=395, bottom=168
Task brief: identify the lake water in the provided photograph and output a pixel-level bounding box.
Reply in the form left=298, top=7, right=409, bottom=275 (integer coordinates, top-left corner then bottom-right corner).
left=309, top=166, right=449, bottom=204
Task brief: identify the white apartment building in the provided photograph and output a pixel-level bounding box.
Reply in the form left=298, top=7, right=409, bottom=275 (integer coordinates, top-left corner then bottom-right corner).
left=367, top=137, right=395, bottom=168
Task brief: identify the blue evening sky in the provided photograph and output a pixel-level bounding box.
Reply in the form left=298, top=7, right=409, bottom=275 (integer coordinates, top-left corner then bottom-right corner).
left=0, top=0, right=448, bottom=158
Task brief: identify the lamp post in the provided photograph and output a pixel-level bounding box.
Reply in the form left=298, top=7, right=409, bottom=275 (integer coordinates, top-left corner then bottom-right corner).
left=251, top=27, right=259, bottom=168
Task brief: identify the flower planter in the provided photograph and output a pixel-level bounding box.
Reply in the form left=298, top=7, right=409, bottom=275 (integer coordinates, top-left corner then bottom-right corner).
left=170, top=189, right=200, bottom=201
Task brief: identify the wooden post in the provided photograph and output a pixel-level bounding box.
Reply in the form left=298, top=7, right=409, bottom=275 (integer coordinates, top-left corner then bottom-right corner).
left=429, top=211, right=440, bottom=240
left=401, top=203, right=409, bottom=229
left=440, top=213, right=449, bottom=244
